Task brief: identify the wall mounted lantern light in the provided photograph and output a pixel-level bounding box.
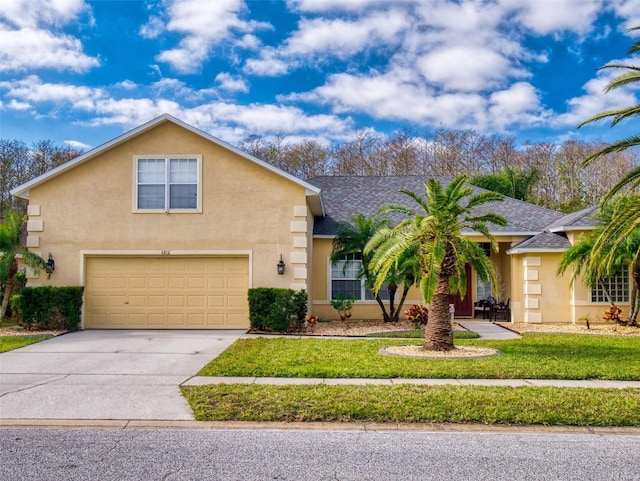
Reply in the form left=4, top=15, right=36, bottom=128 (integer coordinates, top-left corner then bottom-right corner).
left=277, top=254, right=285, bottom=275
left=46, top=252, right=55, bottom=274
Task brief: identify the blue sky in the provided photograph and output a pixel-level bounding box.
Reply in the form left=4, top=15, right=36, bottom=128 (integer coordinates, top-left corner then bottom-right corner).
left=1, top=0, right=640, bottom=152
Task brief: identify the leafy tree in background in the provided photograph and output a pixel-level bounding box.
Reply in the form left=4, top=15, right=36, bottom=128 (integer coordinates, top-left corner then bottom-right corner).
left=366, top=177, right=506, bottom=351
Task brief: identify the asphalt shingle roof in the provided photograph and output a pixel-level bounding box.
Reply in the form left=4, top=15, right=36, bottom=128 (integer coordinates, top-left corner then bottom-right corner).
left=508, top=231, right=571, bottom=252
left=547, top=205, right=600, bottom=231
left=308, top=176, right=565, bottom=237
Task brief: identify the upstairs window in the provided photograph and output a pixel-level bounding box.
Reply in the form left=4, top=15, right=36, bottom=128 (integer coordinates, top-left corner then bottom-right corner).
left=136, top=157, right=200, bottom=211
left=592, top=266, right=630, bottom=303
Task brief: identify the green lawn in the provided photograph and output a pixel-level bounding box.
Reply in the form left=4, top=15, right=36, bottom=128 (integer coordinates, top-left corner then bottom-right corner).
left=182, top=384, right=640, bottom=426
left=198, top=334, right=640, bottom=380
left=0, top=335, right=52, bottom=353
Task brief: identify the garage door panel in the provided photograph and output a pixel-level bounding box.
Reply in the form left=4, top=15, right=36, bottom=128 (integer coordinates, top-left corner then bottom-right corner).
left=168, top=295, right=185, bottom=307
left=128, top=295, right=146, bottom=307
left=208, top=277, right=225, bottom=289
left=188, top=277, right=205, bottom=289
left=187, top=313, right=205, bottom=326
left=228, top=295, right=246, bottom=308
left=148, top=296, right=166, bottom=307
left=129, top=277, right=147, bottom=289
left=207, top=295, right=225, bottom=307
left=148, top=277, right=166, bottom=288
left=85, top=256, right=249, bottom=329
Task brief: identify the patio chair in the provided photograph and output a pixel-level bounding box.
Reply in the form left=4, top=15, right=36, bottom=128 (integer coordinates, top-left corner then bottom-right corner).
left=474, top=296, right=496, bottom=319
left=490, top=298, right=510, bottom=322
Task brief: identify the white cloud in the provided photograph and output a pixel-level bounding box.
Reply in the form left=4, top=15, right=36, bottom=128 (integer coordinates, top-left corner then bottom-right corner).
left=244, top=9, right=407, bottom=76
left=0, top=0, right=89, bottom=29
left=115, top=80, right=137, bottom=90
left=417, top=46, right=513, bottom=91
left=4, top=99, right=31, bottom=111
left=244, top=54, right=290, bottom=76
left=152, top=0, right=269, bottom=74
left=501, top=0, right=603, bottom=35
left=0, top=0, right=98, bottom=72
left=287, top=0, right=384, bottom=13
left=0, top=75, right=353, bottom=146
left=0, top=75, right=102, bottom=107
left=554, top=65, right=639, bottom=128
left=610, top=0, right=640, bottom=32
left=488, top=82, right=548, bottom=129
left=285, top=11, right=407, bottom=58
left=64, top=139, right=91, bottom=150
left=215, top=73, right=249, bottom=93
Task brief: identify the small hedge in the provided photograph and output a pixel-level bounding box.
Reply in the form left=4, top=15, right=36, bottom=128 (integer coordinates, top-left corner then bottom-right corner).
left=248, top=288, right=307, bottom=332
left=13, top=286, right=84, bottom=331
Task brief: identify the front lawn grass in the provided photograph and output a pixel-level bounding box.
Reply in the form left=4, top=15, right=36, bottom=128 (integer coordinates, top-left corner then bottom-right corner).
left=182, top=384, right=640, bottom=426
left=198, top=334, right=640, bottom=380
left=0, top=335, right=51, bottom=353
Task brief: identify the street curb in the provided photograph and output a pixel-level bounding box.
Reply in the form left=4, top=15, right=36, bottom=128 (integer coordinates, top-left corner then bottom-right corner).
left=2, top=419, right=640, bottom=435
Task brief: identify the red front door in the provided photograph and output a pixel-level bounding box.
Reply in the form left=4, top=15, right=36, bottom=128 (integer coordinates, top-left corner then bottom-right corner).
left=449, top=264, right=473, bottom=317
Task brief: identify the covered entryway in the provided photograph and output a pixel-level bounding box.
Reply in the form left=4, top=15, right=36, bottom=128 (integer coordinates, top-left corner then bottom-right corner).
left=84, top=256, right=249, bottom=329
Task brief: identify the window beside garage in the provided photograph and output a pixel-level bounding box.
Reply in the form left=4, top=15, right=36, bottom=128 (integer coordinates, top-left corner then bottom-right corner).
left=135, top=156, right=201, bottom=211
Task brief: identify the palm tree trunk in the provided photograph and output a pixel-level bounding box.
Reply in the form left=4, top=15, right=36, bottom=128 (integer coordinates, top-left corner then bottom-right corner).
left=424, top=275, right=455, bottom=351
left=0, top=260, right=18, bottom=325
left=391, top=284, right=411, bottom=322
left=387, top=282, right=397, bottom=322
left=374, top=295, right=391, bottom=322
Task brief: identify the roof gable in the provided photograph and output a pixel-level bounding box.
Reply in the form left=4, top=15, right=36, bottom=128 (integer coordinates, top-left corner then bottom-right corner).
left=308, top=175, right=564, bottom=236
left=547, top=205, right=599, bottom=232
left=11, top=114, right=323, bottom=215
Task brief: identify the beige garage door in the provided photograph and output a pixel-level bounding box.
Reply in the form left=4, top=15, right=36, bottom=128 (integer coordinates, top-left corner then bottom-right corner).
left=84, top=256, right=249, bottom=329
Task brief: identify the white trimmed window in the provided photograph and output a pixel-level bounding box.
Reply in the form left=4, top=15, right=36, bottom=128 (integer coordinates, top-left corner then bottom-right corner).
left=136, top=156, right=200, bottom=211
left=330, top=254, right=389, bottom=301
left=592, top=267, right=630, bottom=303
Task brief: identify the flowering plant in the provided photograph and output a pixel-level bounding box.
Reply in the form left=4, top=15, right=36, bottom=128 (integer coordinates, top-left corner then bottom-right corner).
left=603, top=305, right=623, bottom=324
left=404, top=304, right=428, bottom=329
left=306, top=315, right=318, bottom=327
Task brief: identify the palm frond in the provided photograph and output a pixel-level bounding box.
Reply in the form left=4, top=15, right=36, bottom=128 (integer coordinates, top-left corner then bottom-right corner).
left=581, top=135, right=640, bottom=167
left=603, top=70, right=640, bottom=92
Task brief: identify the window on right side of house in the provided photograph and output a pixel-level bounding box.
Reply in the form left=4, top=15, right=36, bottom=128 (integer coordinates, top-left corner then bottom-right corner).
left=591, top=266, right=630, bottom=303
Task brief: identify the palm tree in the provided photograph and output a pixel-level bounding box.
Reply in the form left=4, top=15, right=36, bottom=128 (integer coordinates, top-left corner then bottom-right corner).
left=366, top=176, right=506, bottom=351
left=0, top=211, right=47, bottom=324
left=470, top=166, right=539, bottom=202
left=330, top=213, right=417, bottom=322
left=578, top=26, right=640, bottom=240
left=558, top=198, right=640, bottom=325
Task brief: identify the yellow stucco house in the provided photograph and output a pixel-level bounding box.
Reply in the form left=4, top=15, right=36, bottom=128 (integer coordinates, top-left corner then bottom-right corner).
left=11, top=115, right=628, bottom=329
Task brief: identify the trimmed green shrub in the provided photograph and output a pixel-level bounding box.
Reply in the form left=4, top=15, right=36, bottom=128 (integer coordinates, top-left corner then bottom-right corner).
left=14, top=286, right=84, bottom=330
left=248, top=288, right=308, bottom=332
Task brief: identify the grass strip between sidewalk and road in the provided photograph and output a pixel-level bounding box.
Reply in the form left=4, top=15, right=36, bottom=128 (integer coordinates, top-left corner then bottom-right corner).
left=197, top=334, right=640, bottom=380
left=181, top=384, right=640, bottom=426
left=0, top=335, right=51, bottom=353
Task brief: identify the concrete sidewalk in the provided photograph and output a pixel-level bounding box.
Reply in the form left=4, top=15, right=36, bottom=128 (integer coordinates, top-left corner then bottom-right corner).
left=183, top=376, right=640, bottom=389
left=457, top=320, right=521, bottom=340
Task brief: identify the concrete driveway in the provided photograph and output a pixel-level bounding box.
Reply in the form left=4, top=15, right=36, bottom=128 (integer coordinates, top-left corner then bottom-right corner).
left=0, top=329, right=245, bottom=421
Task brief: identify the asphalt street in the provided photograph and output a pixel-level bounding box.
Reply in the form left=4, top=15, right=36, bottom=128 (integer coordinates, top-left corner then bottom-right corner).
left=1, top=427, right=638, bottom=481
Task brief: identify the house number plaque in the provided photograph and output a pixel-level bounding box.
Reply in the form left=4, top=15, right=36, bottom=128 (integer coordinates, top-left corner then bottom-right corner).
left=160, top=250, right=171, bottom=255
